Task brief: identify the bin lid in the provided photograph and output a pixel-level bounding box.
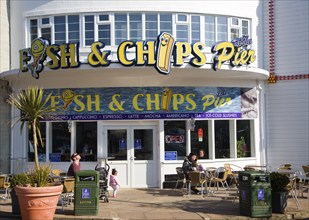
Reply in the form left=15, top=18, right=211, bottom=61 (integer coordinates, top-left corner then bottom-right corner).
left=75, top=170, right=99, bottom=181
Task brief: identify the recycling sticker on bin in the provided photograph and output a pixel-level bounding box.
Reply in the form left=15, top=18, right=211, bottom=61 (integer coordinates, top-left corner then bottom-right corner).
left=82, top=188, right=90, bottom=199
left=257, top=189, right=265, bottom=201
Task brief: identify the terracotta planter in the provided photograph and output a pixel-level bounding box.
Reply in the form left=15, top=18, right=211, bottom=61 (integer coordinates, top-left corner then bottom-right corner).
left=15, top=184, right=63, bottom=220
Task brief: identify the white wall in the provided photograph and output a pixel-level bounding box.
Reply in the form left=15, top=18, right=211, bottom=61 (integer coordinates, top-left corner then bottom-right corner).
left=0, top=0, right=10, bottom=72
left=264, top=0, right=309, bottom=171
left=0, top=0, right=11, bottom=173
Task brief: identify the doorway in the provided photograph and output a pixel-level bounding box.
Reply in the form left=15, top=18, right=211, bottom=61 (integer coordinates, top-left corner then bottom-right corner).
left=102, top=124, right=158, bottom=188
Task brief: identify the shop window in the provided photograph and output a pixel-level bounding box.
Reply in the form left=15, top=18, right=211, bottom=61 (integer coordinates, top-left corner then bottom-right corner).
left=28, top=122, right=46, bottom=162
left=129, top=13, right=142, bottom=41
left=205, top=15, right=215, bottom=47
left=28, top=13, right=250, bottom=50
left=107, top=129, right=127, bottom=160
left=84, top=15, right=95, bottom=46
left=68, top=15, right=80, bottom=43
left=30, top=19, right=38, bottom=42
left=176, top=25, right=189, bottom=42
left=99, top=14, right=109, bottom=22
left=242, top=20, right=249, bottom=36
left=146, top=14, right=158, bottom=40
left=97, top=14, right=111, bottom=45
left=41, top=27, right=51, bottom=41
left=215, top=120, right=230, bottom=158
left=236, top=120, right=252, bottom=158
left=115, top=13, right=127, bottom=45
left=54, top=16, right=66, bottom=44
left=176, top=14, right=189, bottom=42
left=191, top=15, right=200, bottom=43
left=54, top=15, right=80, bottom=45
left=190, top=120, right=209, bottom=159
left=164, top=121, right=186, bottom=160
left=50, top=122, right=71, bottom=162
left=134, top=129, right=153, bottom=160
left=159, top=14, right=172, bottom=34
left=176, top=14, right=188, bottom=23
left=98, top=24, right=111, bottom=45
left=217, top=16, right=227, bottom=41
left=76, top=122, right=97, bottom=161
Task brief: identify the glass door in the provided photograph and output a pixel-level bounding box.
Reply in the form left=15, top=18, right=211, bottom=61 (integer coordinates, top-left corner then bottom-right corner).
left=104, top=125, right=157, bottom=188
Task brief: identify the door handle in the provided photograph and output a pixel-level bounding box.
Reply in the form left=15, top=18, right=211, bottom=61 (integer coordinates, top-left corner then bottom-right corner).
left=130, top=156, right=136, bottom=160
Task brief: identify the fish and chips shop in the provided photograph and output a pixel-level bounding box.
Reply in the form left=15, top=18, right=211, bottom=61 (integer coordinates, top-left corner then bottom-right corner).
left=1, top=1, right=269, bottom=188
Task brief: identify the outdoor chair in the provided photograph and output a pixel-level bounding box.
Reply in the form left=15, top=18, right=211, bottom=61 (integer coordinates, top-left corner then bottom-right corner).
left=286, top=175, right=301, bottom=209
left=275, top=165, right=301, bottom=209
left=209, top=167, right=229, bottom=194
left=188, top=171, right=207, bottom=197
left=300, top=165, right=309, bottom=199
left=224, top=163, right=237, bottom=185
left=51, top=169, right=64, bottom=183
left=61, top=177, right=75, bottom=211
left=0, top=175, right=10, bottom=200
left=174, top=167, right=186, bottom=191
left=51, top=169, right=62, bottom=176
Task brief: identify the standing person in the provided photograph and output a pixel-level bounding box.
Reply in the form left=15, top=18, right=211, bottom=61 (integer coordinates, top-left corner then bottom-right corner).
left=182, top=153, right=200, bottom=194
left=67, top=153, right=81, bottom=177
left=110, top=168, right=120, bottom=198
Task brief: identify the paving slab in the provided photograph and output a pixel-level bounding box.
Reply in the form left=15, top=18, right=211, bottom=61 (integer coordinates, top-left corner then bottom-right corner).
left=0, top=188, right=308, bottom=220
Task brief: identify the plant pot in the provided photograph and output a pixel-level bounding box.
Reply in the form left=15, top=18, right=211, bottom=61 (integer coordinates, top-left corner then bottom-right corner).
left=271, top=191, right=288, bottom=213
left=10, top=190, right=20, bottom=214
left=15, top=184, right=63, bottom=220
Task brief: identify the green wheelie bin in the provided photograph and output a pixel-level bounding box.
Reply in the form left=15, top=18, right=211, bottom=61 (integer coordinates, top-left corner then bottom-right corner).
left=74, top=170, right=99, bottom=216
left=239, top=171, right=272, bottom=218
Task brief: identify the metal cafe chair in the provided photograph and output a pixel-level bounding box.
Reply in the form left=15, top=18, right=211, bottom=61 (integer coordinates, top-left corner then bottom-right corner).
left=276, top=166, right=301, bottom=209
left=209, top=167, right=229, bottom=194
left=188, top=171, right=207, bottom=197
left=174, top=167, right=186, bottom=191
left=299, top=165, right=309, bottom=199
left=61, top=177, right=75, bottom=211
left=0, top=175, right=11, bottom=200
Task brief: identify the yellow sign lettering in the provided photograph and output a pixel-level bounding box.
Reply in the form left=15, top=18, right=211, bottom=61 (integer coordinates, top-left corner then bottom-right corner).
left=86, top=94, right=100, bottom=111
left=146, top=94, right=160, bottom=110
left=73, top=95, right=85, bottom=112
left=136, top=41, right=156, bottom=65
left=190, top=42, right=206, bottom=66
left=202, top=95, right=215, bottom=111
left=132, top=94, right=144, bottom=111
left=172, top=94, right=185, bottom=110
left=186, top=94, right=196, bottom=110
left=118, top=41, right=134, bottom=66
left=212, top=42, right=234, bottom=70
left=174, top=42, right=191, bottom=65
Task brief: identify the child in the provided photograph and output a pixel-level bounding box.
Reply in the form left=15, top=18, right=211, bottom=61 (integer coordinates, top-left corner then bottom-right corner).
left=109, top=168, right=120, bottom=198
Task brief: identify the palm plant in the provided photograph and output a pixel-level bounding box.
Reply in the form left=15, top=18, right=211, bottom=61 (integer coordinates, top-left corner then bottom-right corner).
left=7, top=87, right=58, bottom=169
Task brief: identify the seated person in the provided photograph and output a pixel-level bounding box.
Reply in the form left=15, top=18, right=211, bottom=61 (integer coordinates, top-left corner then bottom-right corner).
left=67, top=153, right=81, bottom=177
left=182, top=153, right=200, bottom=194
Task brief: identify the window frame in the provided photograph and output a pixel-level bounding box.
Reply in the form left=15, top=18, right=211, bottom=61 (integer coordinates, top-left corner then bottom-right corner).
left=28, top=13, right=251, bottom=50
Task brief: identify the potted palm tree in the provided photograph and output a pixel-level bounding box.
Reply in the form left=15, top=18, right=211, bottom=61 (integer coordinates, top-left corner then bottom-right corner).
left=9, top=173, right=31, bottom=214
left=7, top=87, right=63, bottom=220
left=270, top=172, right=290, bottom=213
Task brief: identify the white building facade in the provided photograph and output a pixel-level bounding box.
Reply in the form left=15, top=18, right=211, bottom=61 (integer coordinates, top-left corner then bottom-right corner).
left=263, top=0, right=309, bottom=170
left=0, top=0, right=11, bottom=174
left=1, top=0, right=279, bottom=188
